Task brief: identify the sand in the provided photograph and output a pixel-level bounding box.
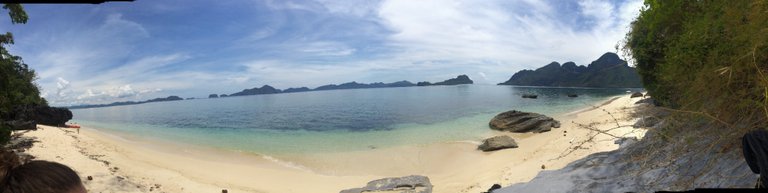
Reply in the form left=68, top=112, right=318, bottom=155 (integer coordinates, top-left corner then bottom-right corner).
left=13, top=94, right=645, bottom=193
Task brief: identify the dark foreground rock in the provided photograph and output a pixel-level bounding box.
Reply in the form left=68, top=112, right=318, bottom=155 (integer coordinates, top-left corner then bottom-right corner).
left=7, top=106, right=72, bottom=126
left=489, top=110, right=560, bottom=133
left=2, top=120, right=36, bottom=131
left=567, top=94, right=578, bottom=97
left=631, top=92, right=644, bottom=98
left=478, top=136, right=518, bottom=152
left=340, top=175, right=432, bottom=193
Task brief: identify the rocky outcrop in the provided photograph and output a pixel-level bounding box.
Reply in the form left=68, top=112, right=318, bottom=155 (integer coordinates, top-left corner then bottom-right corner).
left=6, top=106, right=72, bottom=127
left=2, top=120, right=36, bottom=130
left=489, top=110, right=560, bottom=133
left=633, top=116, right=661, bottom=128
left=340, top=175, right=432, bottom=193
left=635, top=98, right=659, bottom=106
left=495, top=123, right=754, bottom=193
left=478, top=136, right=518, bottom=152
left=631, top=92, right=644, bottom=98
left=498, top=53, right=643, bottom=88
left=208, top=94, right=219, bottom=98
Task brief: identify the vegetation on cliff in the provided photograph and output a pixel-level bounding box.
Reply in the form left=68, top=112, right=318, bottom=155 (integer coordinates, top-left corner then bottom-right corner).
left=0, top=4, right=46, bottom=143
left=625, top=1, right=767, bottom=135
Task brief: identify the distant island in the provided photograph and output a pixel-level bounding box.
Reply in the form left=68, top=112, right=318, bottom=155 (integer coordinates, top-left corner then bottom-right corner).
left=498, top=52, right=642, bottom=88
left=69, top=75, right=474, bottom=109
left=416, top=75, right=473, bottom=86
left=69, top=96, right=183, bottom=109
left=221, top=75, right=473, bottom=98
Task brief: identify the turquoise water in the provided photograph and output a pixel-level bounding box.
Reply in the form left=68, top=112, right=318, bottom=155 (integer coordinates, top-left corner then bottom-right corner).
left=71, top=85, right=636, bottom=155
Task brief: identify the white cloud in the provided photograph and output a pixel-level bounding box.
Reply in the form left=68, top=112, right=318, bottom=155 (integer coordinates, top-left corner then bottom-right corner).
left=55, top=77, right=70, bottom=97
left=299, top=41, right=357, bottom=56
left=375, top=0, right=643, bottom=74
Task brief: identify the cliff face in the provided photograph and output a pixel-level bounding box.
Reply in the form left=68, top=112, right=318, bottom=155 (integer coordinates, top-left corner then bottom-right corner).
left=499, top=53, right=642, bottom=88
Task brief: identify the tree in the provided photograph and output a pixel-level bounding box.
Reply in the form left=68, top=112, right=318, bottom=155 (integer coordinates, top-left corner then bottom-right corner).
left=0, top=4, right=45, bottom=144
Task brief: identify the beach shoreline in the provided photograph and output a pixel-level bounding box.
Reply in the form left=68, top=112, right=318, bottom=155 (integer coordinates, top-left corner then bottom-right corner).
left=14, top=94, right=645, bottom=193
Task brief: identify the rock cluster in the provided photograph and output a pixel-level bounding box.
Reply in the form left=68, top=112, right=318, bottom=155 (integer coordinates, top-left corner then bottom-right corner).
left=489, top=110, right=560, bottom=133
left=340, top=175, right=432, bottom=193
left=4, top=105, right=72, bottom=127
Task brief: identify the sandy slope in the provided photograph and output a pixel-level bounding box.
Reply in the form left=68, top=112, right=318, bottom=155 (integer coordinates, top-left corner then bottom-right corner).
left=15, top=94, right=644, bottom=193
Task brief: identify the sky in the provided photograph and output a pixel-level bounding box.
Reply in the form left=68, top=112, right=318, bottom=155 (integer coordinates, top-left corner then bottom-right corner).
left=0, top=0, right=644, bottom=106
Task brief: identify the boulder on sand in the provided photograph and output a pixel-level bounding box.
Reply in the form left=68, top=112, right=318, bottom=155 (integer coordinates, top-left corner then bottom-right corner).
left=630, top=92, right=644, bottom=98
left=478, top=135, right=519, bottom=152
left=340, top=175, right=433, bottom=193
left=489, top=110, right=560, bottom=133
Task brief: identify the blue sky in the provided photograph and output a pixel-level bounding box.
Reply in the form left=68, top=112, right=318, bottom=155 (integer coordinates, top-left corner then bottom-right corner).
left=0, top=0, right=643, bottom=106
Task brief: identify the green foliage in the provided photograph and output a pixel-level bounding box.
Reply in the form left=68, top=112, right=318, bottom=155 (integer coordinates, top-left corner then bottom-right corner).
left=625, top=0, right=768, bottom=130
left=0, top=4, right=43, bottom=144
left=0, top=126, right=9, bottom=144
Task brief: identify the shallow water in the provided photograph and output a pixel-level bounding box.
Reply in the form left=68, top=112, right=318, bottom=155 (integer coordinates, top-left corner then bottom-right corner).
left=72, top=85, right=637, bottom=155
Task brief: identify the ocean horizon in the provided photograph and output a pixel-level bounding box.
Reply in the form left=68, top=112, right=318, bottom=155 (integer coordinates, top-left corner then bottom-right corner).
left=70, top=85, right=638, bottom=156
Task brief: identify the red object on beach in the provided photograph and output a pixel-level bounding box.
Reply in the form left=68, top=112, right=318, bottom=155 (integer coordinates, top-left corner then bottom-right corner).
left=65, top=124, right=80, bottom=128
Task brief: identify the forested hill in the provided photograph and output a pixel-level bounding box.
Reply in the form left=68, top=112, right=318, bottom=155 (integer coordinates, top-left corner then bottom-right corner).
left=498, top=52, right=642, bottom=88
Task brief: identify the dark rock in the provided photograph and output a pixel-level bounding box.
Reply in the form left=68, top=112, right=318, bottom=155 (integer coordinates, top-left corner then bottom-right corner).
left=340, top=175, right=432, bottom=193
left=208, top=94, right=219, bottom=98
left=489, top=110, right=560, bottom=133
left=87, top=176, right=93, bottom=180
left=522, top=94, right=538, bottom=99
left=633, top=116, right=661, bottom=128
left=8, top=105, right=72, bottom=127
left=567, top=94, right=578, bottom=97
left=220, top=94, right=228, bottom=97
left=2, top=120, right=36, bottom=130
left=484, top=184, right=502, bottom=193
left=222, top=189, right=228, bottom=193
left=478, top=136, right=519, bottom=152
left=630, top=92, right=644, bottom=98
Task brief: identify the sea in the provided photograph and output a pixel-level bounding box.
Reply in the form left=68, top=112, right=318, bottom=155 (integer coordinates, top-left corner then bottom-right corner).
left=71, top=85, right=638, bottom=156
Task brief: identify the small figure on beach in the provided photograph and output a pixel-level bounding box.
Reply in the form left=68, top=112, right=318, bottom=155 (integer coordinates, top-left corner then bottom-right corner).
left=0, top=148, right=87, bottom=193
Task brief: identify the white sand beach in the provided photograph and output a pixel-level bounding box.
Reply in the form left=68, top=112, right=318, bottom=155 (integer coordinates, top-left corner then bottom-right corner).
left=15, top=94, right=645, bottom=193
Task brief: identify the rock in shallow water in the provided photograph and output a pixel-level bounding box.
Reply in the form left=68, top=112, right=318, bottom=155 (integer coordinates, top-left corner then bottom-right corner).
left=631, top=92, right=644, bottom=98
left=478, top=135, right=519, bottom=152
left=489, top=110, right=560, bottom=133
left=340, top=175, right=432, bottom=193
